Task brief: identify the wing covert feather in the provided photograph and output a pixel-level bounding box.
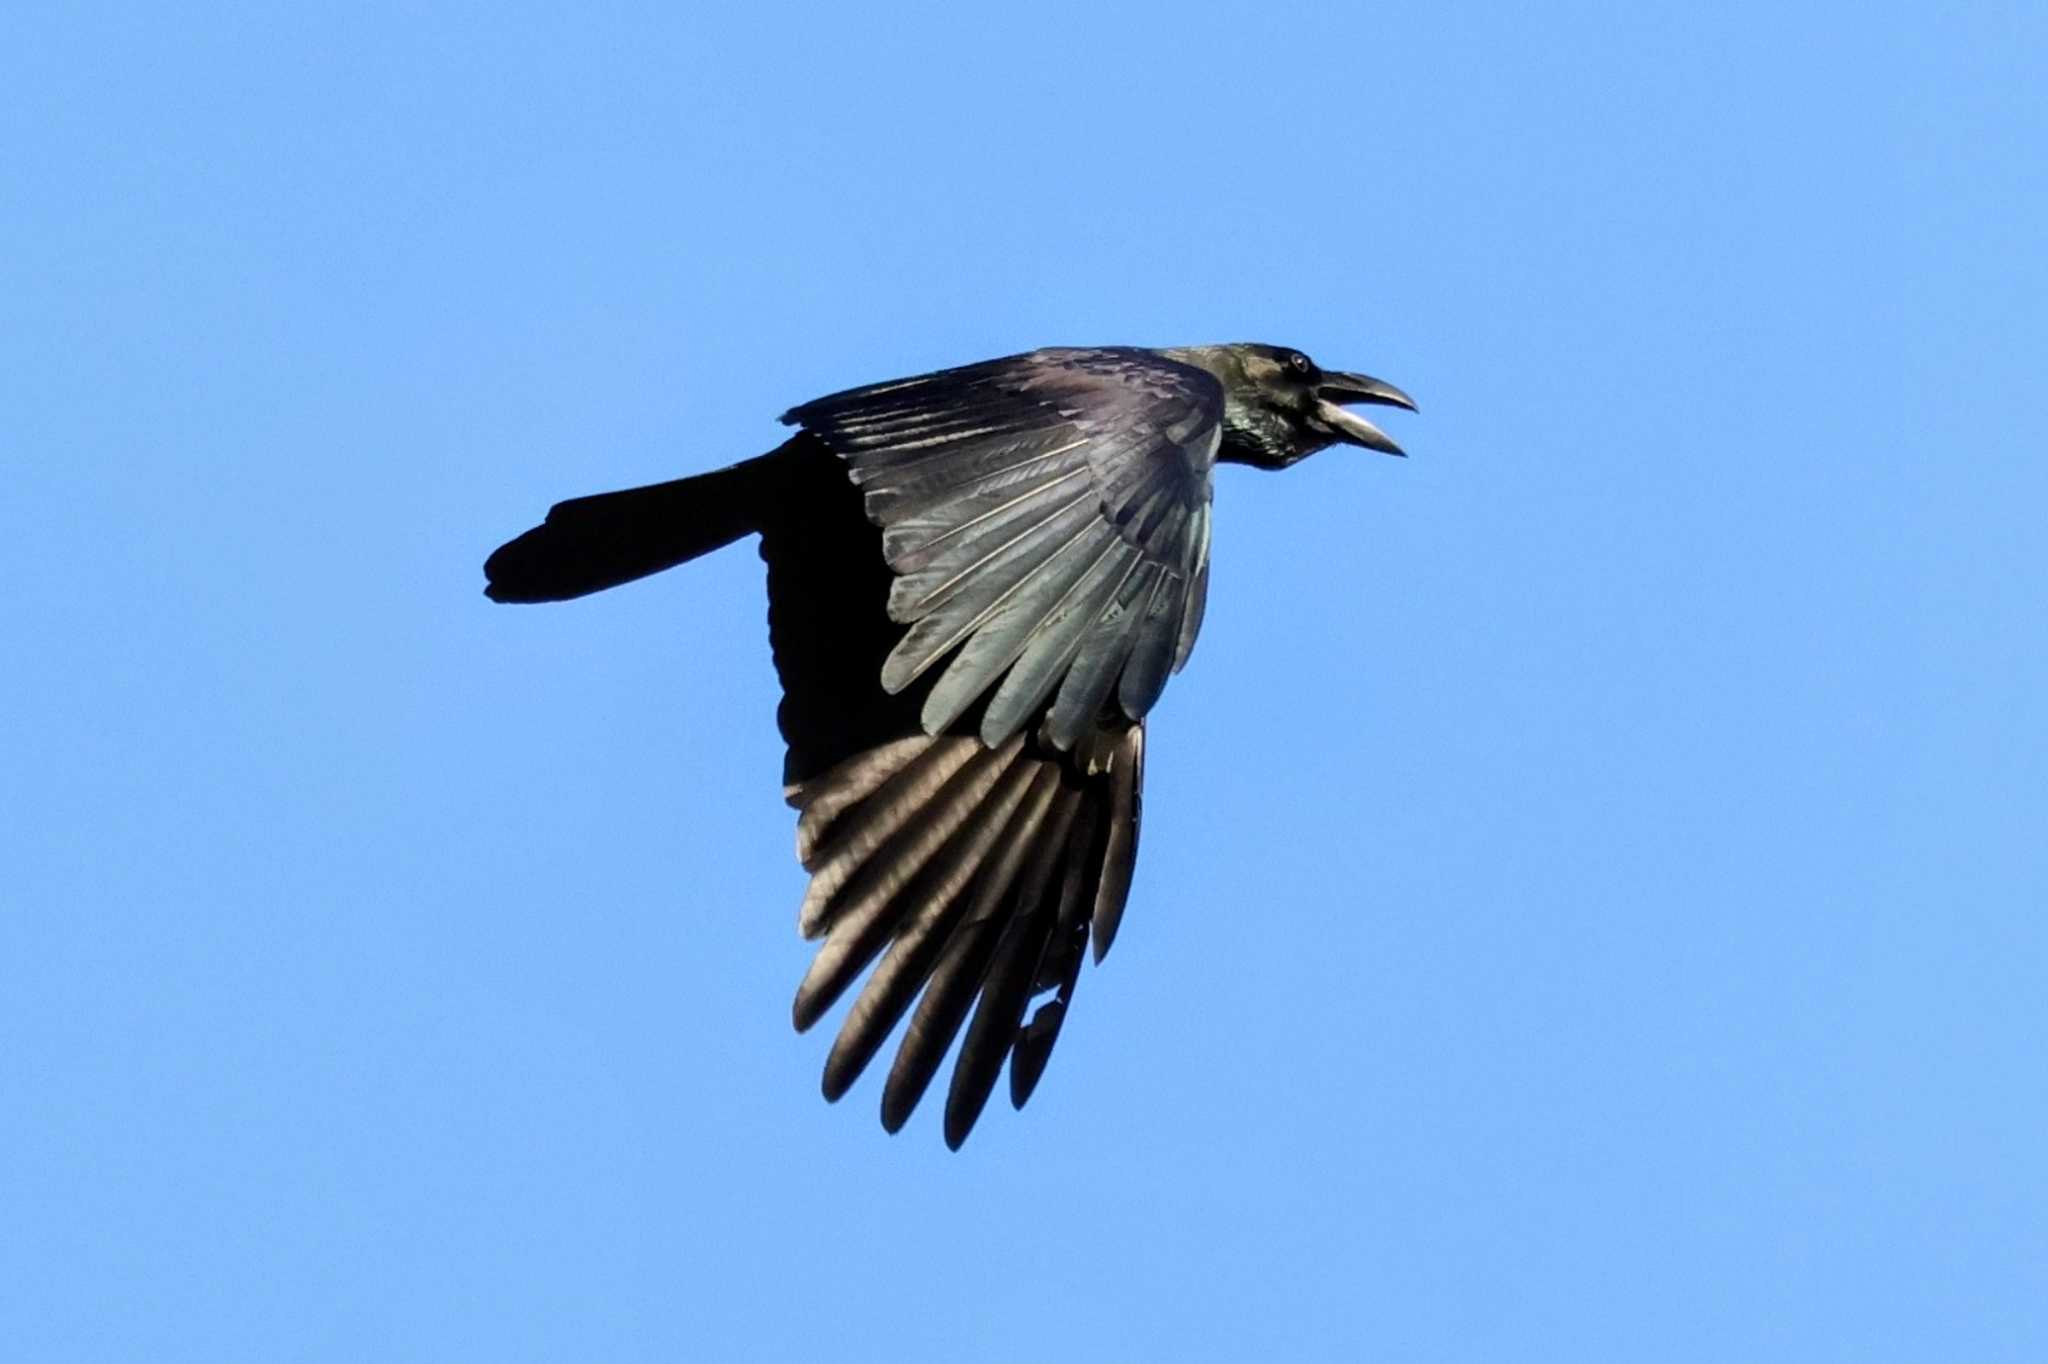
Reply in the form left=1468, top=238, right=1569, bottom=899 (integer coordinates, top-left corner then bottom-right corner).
left=786, top=348, right=1220, bottom=746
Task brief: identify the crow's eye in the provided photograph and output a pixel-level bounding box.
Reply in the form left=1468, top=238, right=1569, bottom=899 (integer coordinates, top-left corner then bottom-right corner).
left=1288, top=352, right=1314, bottom=376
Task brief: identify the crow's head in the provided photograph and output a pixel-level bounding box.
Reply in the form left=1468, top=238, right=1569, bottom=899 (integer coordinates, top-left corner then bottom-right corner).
left=1164, top=343, right=1416, bottom=469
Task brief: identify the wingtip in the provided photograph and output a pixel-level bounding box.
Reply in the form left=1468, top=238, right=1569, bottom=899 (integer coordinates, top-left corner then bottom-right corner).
left=1090, top=923, right=1117, bottom=963
left=944, top=1083, right=995, bottom=1150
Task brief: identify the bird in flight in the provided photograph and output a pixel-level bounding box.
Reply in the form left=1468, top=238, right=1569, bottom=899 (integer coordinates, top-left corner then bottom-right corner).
left=484, top=343, right=1415, bottom=1147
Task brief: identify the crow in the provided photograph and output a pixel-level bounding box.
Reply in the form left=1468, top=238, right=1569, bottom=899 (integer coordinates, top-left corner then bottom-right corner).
left=485, top=344, right=1415, bottom=1146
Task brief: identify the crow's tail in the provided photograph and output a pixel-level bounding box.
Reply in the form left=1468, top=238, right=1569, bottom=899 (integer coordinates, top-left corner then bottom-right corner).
left=484, top=447, right=790, bottom=603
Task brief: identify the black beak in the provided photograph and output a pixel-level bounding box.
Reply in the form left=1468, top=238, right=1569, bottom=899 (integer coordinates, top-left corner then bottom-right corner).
left=1320, top=371, right=1418, bottom=412
left=1313, top=370, right=1417, bottom=456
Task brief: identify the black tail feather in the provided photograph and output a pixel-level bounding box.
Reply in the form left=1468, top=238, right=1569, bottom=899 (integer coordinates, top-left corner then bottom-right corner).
left=483, top=453, right=780, bottom=603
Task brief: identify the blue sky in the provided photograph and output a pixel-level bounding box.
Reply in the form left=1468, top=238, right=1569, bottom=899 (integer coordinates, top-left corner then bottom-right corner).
left=6, top=3, right=2044, bottom=1359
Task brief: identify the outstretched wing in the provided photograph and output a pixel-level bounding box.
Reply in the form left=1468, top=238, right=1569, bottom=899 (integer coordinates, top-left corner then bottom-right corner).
left=753, top=439, right=1148, bottom=1146
left=786, top=723, right=1144, bottom=1149
left=784, top=347, right=1219, bottom=750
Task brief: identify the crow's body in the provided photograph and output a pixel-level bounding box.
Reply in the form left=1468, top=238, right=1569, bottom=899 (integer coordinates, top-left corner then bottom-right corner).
left=485, top=344, right=1413, bottom=1146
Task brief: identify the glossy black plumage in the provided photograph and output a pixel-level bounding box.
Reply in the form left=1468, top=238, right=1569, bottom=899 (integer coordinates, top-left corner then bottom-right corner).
left=483, top=343, right=1413, bottom=1146
left=785, top=348, right=1219, bottom=750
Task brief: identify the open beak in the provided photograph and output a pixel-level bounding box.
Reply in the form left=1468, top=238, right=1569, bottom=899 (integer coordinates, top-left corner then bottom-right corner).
left=1314, top=371, right=1417, bottom=457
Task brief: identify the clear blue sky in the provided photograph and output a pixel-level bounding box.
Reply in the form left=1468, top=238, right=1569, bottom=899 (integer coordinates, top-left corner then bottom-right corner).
left=6, top=4, right=2044, bottom=1360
